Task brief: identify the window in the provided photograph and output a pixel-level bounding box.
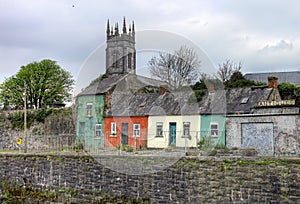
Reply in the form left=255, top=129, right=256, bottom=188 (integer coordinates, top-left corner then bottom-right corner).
left=183, top=122, right=190, bottom=136
left=128, top=53, right=132, bottom=68
left=111, top=122, right=116, bottom=135
left=95, top=124, right=102, bottom=137
left=210, top=123, right=219, bottom=137
left=241, top=97, right=249, bottom=104
left=156, top=122, right=163, bottom=136
left=86, top=103, right=93, bottom=117
left=133, top=124, right=140, bottom=137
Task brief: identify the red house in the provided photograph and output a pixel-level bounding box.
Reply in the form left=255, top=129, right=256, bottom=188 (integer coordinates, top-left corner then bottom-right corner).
left=104, top=116, right=148, bottom=149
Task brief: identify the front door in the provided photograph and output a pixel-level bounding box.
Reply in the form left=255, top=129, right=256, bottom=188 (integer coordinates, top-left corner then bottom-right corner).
left=121, top=123, right=128, bottom=145
left=169, top=122, right=176, bottom=145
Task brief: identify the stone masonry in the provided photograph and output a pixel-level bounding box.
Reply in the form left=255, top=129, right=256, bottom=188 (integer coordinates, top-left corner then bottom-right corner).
left=0, top=153, right=299, bottom=203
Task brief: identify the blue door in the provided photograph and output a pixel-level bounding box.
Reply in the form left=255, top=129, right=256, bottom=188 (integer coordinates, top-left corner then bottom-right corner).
left=169, top=122, right=176, bottom=145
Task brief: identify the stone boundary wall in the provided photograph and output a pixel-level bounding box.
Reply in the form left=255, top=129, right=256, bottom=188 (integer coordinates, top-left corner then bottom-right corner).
left=0, top=153, right=299, bottom=203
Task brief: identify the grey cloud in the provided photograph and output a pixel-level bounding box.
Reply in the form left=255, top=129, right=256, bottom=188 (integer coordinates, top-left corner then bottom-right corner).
left=260, top=40, right=293, bottom=52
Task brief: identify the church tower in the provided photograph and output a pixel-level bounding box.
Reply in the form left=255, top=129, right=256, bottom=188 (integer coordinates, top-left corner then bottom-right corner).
left=106, top=17, right=136, bottom=75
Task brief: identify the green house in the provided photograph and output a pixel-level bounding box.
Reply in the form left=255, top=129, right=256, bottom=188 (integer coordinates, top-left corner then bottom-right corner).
left=198, top=88, right=227, bottom=147
left=200, top=114, right=226, bottom=145
left=76, top=94, right=105, bottom=150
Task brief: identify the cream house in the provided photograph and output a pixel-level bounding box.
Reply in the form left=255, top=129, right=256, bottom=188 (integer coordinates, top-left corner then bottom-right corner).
left=147, top=115, right=200, bottom=148
left=146, top=89, right=200, bottom=148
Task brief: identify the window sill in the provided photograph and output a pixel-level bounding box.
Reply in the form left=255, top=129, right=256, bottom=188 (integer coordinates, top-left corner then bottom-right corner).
left=155, top=135, right=164, bottom=138
left=110, top=134, right=117, bottom=137
left=182, top=136, right=191, bottom=139
left=210, top=135, right=219, bottom=138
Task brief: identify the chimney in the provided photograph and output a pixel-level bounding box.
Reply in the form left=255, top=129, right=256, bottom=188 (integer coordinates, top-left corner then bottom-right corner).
left=159, top=83, right=169, bottom=95
left=209, top=82, right=215, bottom=93
left=268, top=76, right=278, bottom=89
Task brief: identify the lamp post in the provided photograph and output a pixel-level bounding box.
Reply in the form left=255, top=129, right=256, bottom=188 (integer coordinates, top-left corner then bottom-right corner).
left=12, top=77, right=27, bottom=153
left=23, top=85, right=27, bottom=153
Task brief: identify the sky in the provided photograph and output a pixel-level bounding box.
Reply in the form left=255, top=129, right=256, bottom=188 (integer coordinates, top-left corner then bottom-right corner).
left=1, top=0, right=300, bottom=87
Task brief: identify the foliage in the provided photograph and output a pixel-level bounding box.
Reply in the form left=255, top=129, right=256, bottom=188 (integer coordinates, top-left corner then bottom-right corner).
left=191, top=73, right=209, bottom=90
left=214, top=143, right=229, bottom=150
left=6, top=107, right=71, bottom=130
left=148, top=46, right=201, bottom=89
left=278, top=82, right=300, bottom=100
left=74, top=142, right=84, bottom=152
left=116, top=144, right=134, bottom=152
left=198, top=136, right=214, bottom=150
left=0, top=59, right=74, bottom=109
left=188, top=90, right=206, bottom=103
left=224, top=71, right=265, bottom=88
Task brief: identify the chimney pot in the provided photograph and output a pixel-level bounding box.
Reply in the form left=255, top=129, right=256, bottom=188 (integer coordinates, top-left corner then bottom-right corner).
left=268, top=76, right=278, bottom=89
left=209, top=82, right=215, bottom=93
left=159, top=83, right=169, bottom=95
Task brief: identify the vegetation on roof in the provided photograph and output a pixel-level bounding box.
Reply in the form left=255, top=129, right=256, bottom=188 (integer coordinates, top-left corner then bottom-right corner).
left=278, top=83, right=300, bottom=100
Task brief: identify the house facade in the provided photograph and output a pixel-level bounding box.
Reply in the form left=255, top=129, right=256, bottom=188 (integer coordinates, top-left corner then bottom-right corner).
left=147, top=89, right=200, bottom=148
left=147, top=115, right=200, bottom=148
left=76, top=94, right=105, bottom=149
left=104, top=116, right=148, bottom=149
left=226, top=77, right=300, bottom=156
left=200, top=114, right=226, bottom=145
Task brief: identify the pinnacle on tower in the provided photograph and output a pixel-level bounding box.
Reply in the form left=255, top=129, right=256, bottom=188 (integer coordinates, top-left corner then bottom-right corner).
left=106, top=19, right=110, bottom=37
left=132, top=21, right=135, bottom=33
left=123, top=16, right=127, bottom=34
left=115, top=22, right=119, bottom=35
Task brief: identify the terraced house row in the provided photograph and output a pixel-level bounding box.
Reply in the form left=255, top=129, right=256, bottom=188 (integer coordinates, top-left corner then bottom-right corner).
left=75, top=18, right=300, bottom=156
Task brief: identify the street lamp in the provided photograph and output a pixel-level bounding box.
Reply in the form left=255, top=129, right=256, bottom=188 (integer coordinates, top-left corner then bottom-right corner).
left=23, top=84, right=27, bottom=153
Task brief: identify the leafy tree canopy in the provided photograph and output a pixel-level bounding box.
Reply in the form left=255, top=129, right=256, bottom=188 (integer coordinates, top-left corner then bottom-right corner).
left=278, top=83, right=300, bottom=100
left=224, top=71, right=264, bottom=89
left=0, top=59, right=74, bottom=109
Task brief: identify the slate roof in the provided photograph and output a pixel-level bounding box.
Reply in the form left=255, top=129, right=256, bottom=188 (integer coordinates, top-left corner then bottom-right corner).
left=77, top=74, right=162, bottom=96
left=107, top=89, right=199, bottom=117
left=77, top=74, right=126, bottom=96
left=198, top=87, right=273, bottom=114
left=244, top=71, right=300, bottom=86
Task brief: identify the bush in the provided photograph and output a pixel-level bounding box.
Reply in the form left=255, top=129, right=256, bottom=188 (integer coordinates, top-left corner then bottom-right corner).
left=116, top=144, right=133, bottom=152
left=198, top=136, right=214, bottom=150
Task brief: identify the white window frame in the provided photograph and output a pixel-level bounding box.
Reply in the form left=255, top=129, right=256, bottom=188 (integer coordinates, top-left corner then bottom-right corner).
left=183, top=122, right=190, bottom=137
left=111, top=122, right=116, bottom=136
left=156, top=122, right=163, bottom=137
left=95, top=124, right=102, bottom=137
left=210, top=122, right=219, bottom=137
left=86, top=103, right=93, bottom=117
left=133, top=124, right=140, bottom=137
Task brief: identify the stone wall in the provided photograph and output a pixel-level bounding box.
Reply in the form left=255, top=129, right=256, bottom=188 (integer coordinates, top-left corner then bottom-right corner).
left=0, top=108, right=75, bottom=150
left=226, top=114, right=300, bottom=156
left=0, top=154, right=299, bottom=203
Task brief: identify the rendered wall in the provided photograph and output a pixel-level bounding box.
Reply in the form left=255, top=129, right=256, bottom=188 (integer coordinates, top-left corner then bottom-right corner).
left=226, top=114, right=300, bottom=156
left=147, top=115, right=200, bottom=148
left=200, top=114, right=226, bottom=145
left=76, top=95, right=105, bottom=149
left=104, top=116, right=148, bottom=149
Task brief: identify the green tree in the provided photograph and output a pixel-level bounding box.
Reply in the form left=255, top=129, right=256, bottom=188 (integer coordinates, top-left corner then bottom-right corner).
left=0, top=59, right=74, bottom=109
left=225, top=71, right=264, bottom=88
left=278, top=83, right=300, bottom=100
